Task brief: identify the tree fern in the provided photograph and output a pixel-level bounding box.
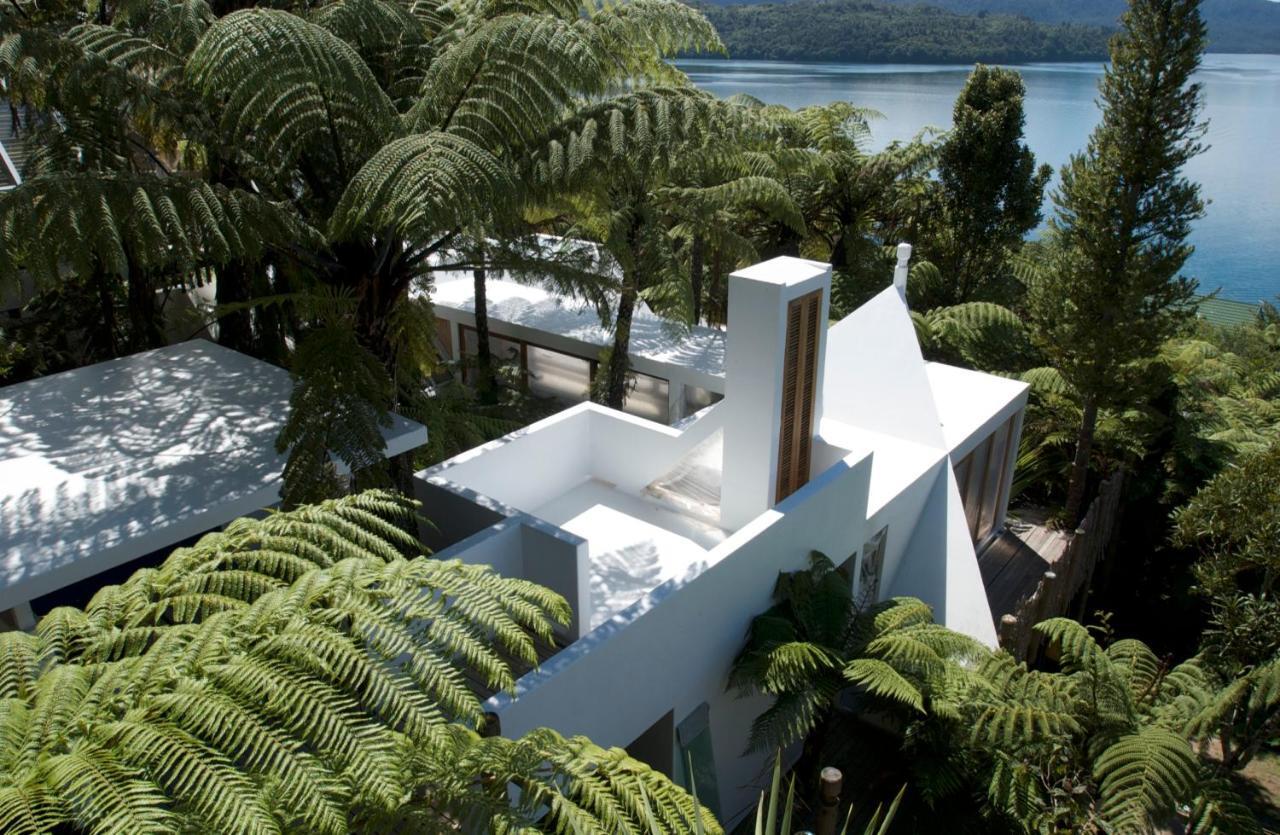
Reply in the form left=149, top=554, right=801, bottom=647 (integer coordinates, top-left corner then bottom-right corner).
left=1093, top=725, right=1201, bottom=832
left=188, top=9, right=399, bottom=183
left=0, top=492, right=710, bottom=833
left=732, top=554, right=985, bottom=752
left=1185, top=776, right=1264, bottom=835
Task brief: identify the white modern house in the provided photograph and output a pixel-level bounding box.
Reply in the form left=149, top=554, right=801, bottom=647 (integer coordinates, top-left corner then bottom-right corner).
left=429, top=248, right=726, bottom=425
left=418, top=248, right=1028, bottom=824
left=0, top=340, right=427, bottom=629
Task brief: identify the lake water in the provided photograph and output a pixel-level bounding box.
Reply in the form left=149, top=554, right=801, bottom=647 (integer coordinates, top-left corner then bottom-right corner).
left=678, top=54, right=1280, bottom=304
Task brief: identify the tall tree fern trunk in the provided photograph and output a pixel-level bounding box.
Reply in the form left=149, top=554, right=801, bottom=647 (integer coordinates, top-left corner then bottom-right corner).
left=216, top=260, right=255, bottom=355
left=1065, top=394, right=1098, bottom=525
left=689, top=234, right=704, bottom=326
left=472, top=263, right=499, bottom=404
left=91, top=267, right=119, bottom=359
left=709, top=248, right=726, bottom=327
left=126, top=270, right=164, bottom=351
left=600, top=272, right=637, bottom=409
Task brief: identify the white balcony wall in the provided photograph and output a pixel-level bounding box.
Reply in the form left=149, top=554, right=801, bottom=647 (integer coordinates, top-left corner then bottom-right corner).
left=822, top=286, right=948, bottom=448
left=429, top=511, right=592, bottom=641
left=889, top=464, right=1002, bottom=644
left=485, top=446, right=874, bottom=828
left=429, top=406, right=595, bottom=511
left=587, top=403, right=725, bottom=496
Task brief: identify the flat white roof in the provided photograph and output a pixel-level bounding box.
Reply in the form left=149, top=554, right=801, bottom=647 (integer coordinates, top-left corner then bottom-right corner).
left=431, top=274, right=727, bottom=382
left=0, top=341, right=427, bottom=611
left=925, top=362, right=1028, bottom=455
left=533, top=479, right=722, bottom=630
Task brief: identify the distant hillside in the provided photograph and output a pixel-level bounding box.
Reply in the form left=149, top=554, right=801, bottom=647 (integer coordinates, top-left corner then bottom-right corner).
left=698, top=0, right=1114, bottom=64
left=701, top=0, right=1280, bottom=54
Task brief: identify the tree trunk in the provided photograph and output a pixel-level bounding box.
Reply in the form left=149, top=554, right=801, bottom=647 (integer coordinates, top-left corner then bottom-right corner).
left=91, top=267, right=119, bottom=359
left=216, top=260, right=255, bottom=355
left=472, top=263, right=499, bottom=403
left=600, top=272, right=637, bottom=409
left=689, top=234, right=705, bottom=327
left=126, top=270, right=164, bottom=351
left=709, top=248, right=726, bottom=327
left=1065, top=393, right=1098, bottom=525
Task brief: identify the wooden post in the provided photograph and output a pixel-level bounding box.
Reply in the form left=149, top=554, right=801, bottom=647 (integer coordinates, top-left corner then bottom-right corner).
left=815, top=767, right=843, bottom=835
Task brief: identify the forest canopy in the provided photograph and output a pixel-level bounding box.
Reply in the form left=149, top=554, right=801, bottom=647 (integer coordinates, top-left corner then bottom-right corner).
left=694, top=0, right=1114, bottom=64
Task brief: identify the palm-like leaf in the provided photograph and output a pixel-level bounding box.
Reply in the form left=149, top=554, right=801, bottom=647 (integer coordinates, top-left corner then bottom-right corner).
left=0, top=491, right=711, bottom=834
left=188, top=9, right=399, bottom=184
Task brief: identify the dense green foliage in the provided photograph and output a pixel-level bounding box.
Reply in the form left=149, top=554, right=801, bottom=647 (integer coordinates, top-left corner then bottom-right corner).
left=3, top=0, right=1278, bottom=825
left=853, top=0, right=1280, bottom=54
left=733, top=556, right=1265, bottom=833
left=0, top=492, right=718, bottom=833
left=917, top=65, right=1051, bottom=307
left=1027, top=0, right=1207, bottom=522
left=0, top=0, right=725, bottom=500
left=696, top=1, right=1113, bottom=63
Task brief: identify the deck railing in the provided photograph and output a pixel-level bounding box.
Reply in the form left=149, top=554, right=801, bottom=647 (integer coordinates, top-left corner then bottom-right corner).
left=996, top=470, right=1125, bottom=659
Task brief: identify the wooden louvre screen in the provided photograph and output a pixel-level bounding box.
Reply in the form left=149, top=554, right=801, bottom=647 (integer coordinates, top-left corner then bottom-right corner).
left=775, top=289, right=822, bottom=504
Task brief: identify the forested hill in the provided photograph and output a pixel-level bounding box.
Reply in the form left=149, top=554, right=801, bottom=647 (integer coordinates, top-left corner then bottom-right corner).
left=701, top=0, right=1280, bottom=55
left=697, top=1, right=1114, bottom=64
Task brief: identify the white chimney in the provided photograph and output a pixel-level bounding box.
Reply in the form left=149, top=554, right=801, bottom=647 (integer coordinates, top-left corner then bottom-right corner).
left=720, top=257, right=832, bottom=531
left=893, top=242, right=912, bottom=299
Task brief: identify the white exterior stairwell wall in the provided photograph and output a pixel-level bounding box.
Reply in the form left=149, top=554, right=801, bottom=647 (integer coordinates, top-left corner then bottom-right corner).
left=822, top=285, right=948, bottom=449
left=719, top=257, right=831, bottom=531
left=818, top=283, right=998, bottom=646
left=887, top=464, right=1001, bottom=644
left=485, top=446, right=874, bottom=827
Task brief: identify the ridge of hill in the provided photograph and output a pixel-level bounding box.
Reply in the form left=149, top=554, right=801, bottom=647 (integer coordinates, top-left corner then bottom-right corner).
left=699, top=0, right=1280, bottom=55
left=697, top=0, right=1115, bottom=64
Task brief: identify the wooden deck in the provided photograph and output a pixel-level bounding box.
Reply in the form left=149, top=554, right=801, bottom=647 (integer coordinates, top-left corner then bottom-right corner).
left=979, top=508, right=1071, bottom=623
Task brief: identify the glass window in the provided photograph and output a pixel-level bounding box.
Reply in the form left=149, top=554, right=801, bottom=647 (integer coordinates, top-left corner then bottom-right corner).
left=460, top=327, right=521, bottom=384
left=858, top=527, right=888, bottom=606
left=527, top=344, right=591, bottom=403
left=434, top=317, right=453, bottom=359
left=962, top=435, right=990, bottom=540
left=676, top=704, right=722, bottom=820
left=977, top=420, right=1014, bottom=543
left=953, top=412, right=1021, bottom=547
left=683, top=385, right=723, bottom=414
left=460, top=327, right=518, bottom=362
left=953, top=451, right=972, bottom=495
left=624, top=372, right=669, bottom=422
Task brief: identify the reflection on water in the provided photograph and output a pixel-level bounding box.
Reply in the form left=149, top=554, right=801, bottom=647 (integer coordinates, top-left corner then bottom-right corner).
left=678, top=54, right=1280, bottom=303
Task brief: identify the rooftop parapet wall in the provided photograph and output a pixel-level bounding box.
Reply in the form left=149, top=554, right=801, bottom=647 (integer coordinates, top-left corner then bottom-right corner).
left=423, top=400, right=727, bottom=518
left=483, top=442, right=874, bottom=827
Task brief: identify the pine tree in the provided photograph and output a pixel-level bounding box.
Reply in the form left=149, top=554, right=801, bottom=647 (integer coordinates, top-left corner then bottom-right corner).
left=924, top=64, right=1051, bottom=308
left=1027, top=0, right=1208, bottom=523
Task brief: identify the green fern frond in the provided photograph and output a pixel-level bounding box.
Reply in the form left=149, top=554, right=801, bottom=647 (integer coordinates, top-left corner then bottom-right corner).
left=1034, top=617, right=1108, bottom=673
left=329, top=131, right=512, bottom=242
left=1093, top=725, right=1199, bottom=833
left=1185, top=776, right=1264, bottom=835
left=188, top=9, right=398, bottom=178
left=843, top=658, right=926, bottom=713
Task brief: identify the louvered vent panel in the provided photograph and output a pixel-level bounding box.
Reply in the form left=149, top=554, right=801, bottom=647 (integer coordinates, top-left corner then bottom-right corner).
left=776, top=289, right=822, bottom=503
left=796, top=292, right=821, bottom=486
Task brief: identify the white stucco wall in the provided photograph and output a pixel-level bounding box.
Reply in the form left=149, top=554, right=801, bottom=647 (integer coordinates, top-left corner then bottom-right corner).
left=486, top=446, right=874, bottom=827
left=887, top=464, right=1000, bottom=645
left=426, top=405, right=595, bottom=510
left=822, top=286, right=948, bottom=449
left=720, top=258, right=831, bottom=530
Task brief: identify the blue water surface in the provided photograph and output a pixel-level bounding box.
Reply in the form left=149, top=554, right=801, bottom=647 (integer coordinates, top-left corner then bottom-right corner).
left=679, top=55, right=1280, bottom=303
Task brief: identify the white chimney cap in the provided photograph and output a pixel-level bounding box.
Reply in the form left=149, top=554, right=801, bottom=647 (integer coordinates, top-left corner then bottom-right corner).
left=893, top=242, right=912, bottom=296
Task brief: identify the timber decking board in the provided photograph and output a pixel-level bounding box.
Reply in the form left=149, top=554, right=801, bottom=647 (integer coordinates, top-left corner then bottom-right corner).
left=979, top=511, right=1070, bottom=622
